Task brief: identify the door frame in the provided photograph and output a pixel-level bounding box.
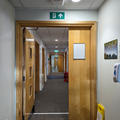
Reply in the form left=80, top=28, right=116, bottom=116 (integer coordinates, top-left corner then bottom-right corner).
left=16, top=21, right=97, bottom=120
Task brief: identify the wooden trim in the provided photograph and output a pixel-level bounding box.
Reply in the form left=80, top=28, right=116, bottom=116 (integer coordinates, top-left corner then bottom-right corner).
left=42, top=48, right=45, bottom=74
left=35, top=41, right=40, bottom=92
left=49, top=52, right=64, bottom=55
left=90, top=23, right=97, bottom=120
left=16, top=23, right=23, bottom=120
left=16, top=21, right=97, bottom=120
left=16, top=21, right=96, bottom=27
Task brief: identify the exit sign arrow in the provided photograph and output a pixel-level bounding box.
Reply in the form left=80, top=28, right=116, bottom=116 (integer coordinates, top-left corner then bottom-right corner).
left=50, top=12, right=65, bottom=19
left=58, top=13, right=63, bottom=19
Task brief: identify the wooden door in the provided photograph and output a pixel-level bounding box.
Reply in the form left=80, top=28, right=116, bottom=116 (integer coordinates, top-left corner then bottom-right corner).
left=65, top=52, right=67, bottom=72
left=35, top=42, right=39, bottom=92
left=58, top=55, right=64, bottom=72
left=42, top=48, right=45, bottom=82
left=69, top=28, right=91, bottom=120
left=24, top=41, right=35, bottom=120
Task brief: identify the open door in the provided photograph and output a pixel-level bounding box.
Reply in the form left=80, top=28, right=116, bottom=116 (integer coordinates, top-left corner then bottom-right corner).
left=23, top=29, right=35, bottom=120
left=69, top=27, right=96, bottom=120
left=23, top=41, right=35, bottom=120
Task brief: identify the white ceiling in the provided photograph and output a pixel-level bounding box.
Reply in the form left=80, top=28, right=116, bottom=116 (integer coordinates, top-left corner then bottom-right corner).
left=30, top=27, right=68, bottom=52
left=9, top=0, right=104, bottom=10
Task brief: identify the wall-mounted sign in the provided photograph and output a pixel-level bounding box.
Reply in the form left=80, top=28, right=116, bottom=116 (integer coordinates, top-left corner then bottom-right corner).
left=50, top=12, right=65, bottom=19
left=73, top=43, right=86, bottom=60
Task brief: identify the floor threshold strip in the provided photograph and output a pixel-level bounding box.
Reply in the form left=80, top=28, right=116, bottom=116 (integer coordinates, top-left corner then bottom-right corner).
left=33, top=112, right=69, bottom=115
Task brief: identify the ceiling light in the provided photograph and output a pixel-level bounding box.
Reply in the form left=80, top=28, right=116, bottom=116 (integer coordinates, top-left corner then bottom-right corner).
left=72, top=0, right=81, bottom=2
left=55, top=39, right=58, bottom=42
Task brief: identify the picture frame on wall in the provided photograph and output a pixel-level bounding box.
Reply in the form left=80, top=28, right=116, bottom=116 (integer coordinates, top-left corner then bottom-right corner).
left=104, top=39, right=118, bottom=59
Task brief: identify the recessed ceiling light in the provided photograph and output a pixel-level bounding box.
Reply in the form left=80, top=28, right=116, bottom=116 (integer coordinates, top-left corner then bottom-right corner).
left=55, top=39, right=58, bottom=42
left=72, top=0, right=81, bottom=2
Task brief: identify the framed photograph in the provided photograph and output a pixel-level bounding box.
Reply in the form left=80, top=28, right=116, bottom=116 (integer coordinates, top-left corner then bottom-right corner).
left=104, top=39, right=118, bottom=59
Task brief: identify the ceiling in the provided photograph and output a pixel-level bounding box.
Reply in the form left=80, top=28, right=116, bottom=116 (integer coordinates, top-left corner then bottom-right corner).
left=9, top=0, right=104, bottom=10
left=30, top=27, right=68, bottom=52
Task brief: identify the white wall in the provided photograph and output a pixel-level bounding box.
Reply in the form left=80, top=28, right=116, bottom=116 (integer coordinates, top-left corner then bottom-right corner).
left=15, top=9, right=98, bottom=21
left=0, top=0, right=15, bottom=120
left=98, top=0, right=120, bottom=120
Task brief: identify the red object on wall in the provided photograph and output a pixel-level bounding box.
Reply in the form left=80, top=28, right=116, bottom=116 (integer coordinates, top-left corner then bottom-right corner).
left=64, top=72, right=68, bottom=82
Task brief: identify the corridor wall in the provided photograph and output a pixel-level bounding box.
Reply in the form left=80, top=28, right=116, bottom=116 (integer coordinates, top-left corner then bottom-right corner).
left=15, top=9, right=98, bottom=21
left=98, top=0, right=120, bottom=120
left=30, top=31, right=47, bottom=91
left=0, top=0, right=15, bottom=120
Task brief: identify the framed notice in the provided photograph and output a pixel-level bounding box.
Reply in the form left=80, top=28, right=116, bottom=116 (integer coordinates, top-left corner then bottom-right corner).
left=73, top=43, right=85, bottom=60
left=104, top=39, right=118, bottom=59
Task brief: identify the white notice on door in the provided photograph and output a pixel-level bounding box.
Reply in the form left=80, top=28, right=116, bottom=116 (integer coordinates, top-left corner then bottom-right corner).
left=73, top=43, right=85, bottom=59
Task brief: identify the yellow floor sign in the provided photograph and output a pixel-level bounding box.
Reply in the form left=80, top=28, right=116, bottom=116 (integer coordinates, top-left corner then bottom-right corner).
left=97, top=104, right=105, bottom=120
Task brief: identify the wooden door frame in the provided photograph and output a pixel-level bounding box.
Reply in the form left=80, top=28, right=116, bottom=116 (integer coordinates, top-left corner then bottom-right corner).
left=16, top=21, right=97, bottom=120
left=42, top=47, right=45, bottom=75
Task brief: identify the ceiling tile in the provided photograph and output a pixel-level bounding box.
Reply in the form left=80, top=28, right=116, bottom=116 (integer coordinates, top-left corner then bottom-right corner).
left=9, top=0, right=104, bottom=10
left=31, top=27, right=68, bottom=52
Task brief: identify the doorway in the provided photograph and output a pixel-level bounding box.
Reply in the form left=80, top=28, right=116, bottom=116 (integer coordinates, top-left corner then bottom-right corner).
left=16, top=21, right=97, bottom=120
left=22, top=27, right=69, bottom=120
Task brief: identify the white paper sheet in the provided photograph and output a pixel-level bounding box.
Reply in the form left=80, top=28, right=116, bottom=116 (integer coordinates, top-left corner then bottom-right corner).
left=73, top=43, right=85, bottom=59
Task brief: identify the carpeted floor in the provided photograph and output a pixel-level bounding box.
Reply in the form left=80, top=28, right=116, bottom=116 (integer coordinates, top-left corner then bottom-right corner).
left=47, top=72, right=64, bottom=79
left=29, top=73, right=68, bottom=120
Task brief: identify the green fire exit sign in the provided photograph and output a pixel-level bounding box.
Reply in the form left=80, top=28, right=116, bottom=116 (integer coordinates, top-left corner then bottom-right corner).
left=50, top=12, right=65, bottom=19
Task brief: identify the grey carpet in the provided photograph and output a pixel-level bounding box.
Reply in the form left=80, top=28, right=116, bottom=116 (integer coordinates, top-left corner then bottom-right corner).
left=29, top=73, right=68, bottom=120
left=29, top=114, right=68, bottom=120
left=47, top=72, right=64, bottom=79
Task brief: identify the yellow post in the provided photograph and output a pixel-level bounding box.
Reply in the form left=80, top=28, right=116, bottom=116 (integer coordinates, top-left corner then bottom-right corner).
left=97, top=104, right=105, bottom=120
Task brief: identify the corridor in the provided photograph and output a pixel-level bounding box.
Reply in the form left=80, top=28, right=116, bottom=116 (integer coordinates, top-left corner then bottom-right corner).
left=29, top=73, right=68, bottom=120
left=1, top=0, right=120, bottom=120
